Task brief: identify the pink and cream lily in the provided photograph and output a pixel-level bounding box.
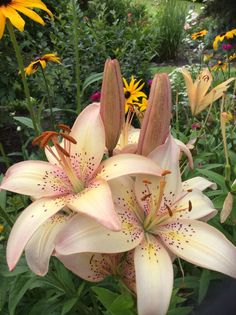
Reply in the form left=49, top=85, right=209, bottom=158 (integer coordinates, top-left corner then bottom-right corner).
left=0, top=103, right=164, bottom=273
left=55, top=134, right=236, bottom=315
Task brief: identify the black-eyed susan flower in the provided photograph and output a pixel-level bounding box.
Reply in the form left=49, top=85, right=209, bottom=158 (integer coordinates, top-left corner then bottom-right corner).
left=213, top=29, right=236, bottom=50
left=123, top=76, right=147, bottom=113
left=24, top=53, right=61, bottom=75
left=211, top=60, right=228, bottom=72
left=0, top=0, right=53, bottom=39
left=134, top=97, right=148, bottom=112
left=191, top=29, right=208, bottom=40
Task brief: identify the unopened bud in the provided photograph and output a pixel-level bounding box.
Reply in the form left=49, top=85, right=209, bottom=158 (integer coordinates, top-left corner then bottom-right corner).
left=100, top=59, right=125, bottom=156
left=137, top=73, right=172, bottom=156
left=220, top=192, right=234, bottom=223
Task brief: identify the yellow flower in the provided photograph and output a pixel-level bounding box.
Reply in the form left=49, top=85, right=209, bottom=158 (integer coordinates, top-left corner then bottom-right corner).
left=0, top=224, right=4, bottom=233
left=228, top=53, right=236, bottom=62
left=213, top=29, right=236, bottom=50
left=203, top=53, right=213, bottom=62
left=134, top=97, right=148, bottom=112
left=182, top=67, right=235, bottom=116
left=0, top=0, right=52, bottom=39
left=24, top=53, right=61, bottom=75
left=191, top=29, right=208, bottom=40
left=123, top=76, right=147, bottom=113
left=211, top=60, right=228, bottom=72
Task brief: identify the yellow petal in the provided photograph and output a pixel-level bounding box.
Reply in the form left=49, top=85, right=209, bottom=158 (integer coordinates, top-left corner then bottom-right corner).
left=14, top=0, right=53, bottom=17
left=12, top=4, right=45, bottom=25
left=1, top=6, right=25, bottom=32
left=0, top=11, right=6, bottom=39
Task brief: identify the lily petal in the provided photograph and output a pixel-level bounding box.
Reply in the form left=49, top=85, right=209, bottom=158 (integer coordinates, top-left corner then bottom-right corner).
left=183, top=176, right=217, bottom=191
left=56, top=252, right=112, bottom=282
left=159, top=219, right=236, bottom=278
left=7, top=197, right=66, bottom=271
left=70, top=103, right=105, bottom=182
left=173, top=190, right=217, bottom=220
left=148, top=135, right=182, bottom=197
left=68, top=178, right=121, bottom=231
left=25, top=214, right=69, bottom=276
left=55, top=211, right=143, bottom=255
left=97, top=153, right=163, bottom=181
left=134, top=236, right=173, bottom=315
left=0, top=161, right=71, bottom=197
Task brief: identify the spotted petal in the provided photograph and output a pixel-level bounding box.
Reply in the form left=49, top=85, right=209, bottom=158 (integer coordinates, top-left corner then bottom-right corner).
left=148, top=135, right=182, bottom=198
left=134, top=236, right=173, bottom=315
left=25, top=214, right=69, bottom=275
left=55, top=210, right=143, bottom=255
left=158, top=219, right=236, bottom=278
left=56, top=253, right=112, bottom=282
left=7, top=197, right=67, bottom=271
left=67, top=178, right=121, bottom=231
left=70, top=103, right=105, bottom=183
left=0, top=161, right=72, bottom=198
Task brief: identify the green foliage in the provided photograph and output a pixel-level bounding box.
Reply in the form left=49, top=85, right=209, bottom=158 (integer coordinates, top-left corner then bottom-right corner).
left=202, top=0, right=236, bottom=30
left=152, top=0, right=188, bottom=61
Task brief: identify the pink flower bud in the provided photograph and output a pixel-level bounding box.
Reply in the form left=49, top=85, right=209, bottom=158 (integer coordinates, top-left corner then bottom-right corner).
left=100, top=59, right=125, bottom=156
left=90, top=91, right=101, bottom=102
left=137, top=73, right=172, bottom=156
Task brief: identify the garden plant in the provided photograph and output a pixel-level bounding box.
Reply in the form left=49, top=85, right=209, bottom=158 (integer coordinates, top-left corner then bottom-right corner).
left=0, top=0, right=236, bottom=315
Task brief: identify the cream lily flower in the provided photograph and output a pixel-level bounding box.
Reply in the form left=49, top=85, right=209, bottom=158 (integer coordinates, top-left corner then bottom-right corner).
left=182, top=68, right=235, bottom=116
left=55, top=135, right=236, bottom=315
left=0, top=103, right=164, bottom=272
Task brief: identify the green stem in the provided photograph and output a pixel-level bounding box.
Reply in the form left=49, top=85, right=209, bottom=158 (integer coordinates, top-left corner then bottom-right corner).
left=40, top=66, right=55, bottom=129
left=72, top=0, right=81, bottom=113
left=0, top=142, right=10, bottom=168
left=7, top=21, right=39, bottom=135
left=194, top=101, right=213, bottom=148
left=0, top=206, right=13, bottom=228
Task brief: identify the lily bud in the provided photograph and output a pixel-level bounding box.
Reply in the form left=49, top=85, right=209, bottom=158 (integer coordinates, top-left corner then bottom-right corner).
left=100, top=59, right=125, bottom=156
left=220, top=192, right=234, bottom=223
left=137, top=73, right=172, bottom=156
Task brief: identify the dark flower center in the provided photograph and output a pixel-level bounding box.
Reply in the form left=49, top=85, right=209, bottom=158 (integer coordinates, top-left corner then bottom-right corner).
left=0, top=0, right=12, bottom=6
left=125, top=91, right=131, bottom=99
left=32, top=61, right=40, bottom=70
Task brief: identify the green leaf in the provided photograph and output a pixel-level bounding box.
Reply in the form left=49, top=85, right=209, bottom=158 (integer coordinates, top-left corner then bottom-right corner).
left=13, top=116, right=34, bottom=129
left=82, top=72, right=103, bottom=94
left=0, top=174, right=6, bottom=210
left=92, top=287, right=118, bottom=310
left=198, top=269, right=211, bottom=304
left=61, top=297, right=78, bottom=315
left=174, top=276, right=199, bottom=289
left=8, top=276, right=37, bottom=315
left=167, top=306, right=193, bottom=315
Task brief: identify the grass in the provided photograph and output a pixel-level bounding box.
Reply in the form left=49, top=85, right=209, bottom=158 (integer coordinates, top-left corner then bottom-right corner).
left=132, top=0, right=203, bottom=15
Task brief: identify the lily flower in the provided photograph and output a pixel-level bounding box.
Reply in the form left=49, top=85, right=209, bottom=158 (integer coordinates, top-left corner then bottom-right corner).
left=182, top=68, right=235, bottom=116
left=55, top=135, right=236, bottom=315
left=0, top=103, right=164, bottom=272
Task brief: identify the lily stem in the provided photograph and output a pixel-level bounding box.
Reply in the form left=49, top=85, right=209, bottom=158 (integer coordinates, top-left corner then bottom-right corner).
left=7, top=21, right=39, bottom=135
left=0, top=206, right=13, bottom=228
left=72, top=0, right=81, bottom=113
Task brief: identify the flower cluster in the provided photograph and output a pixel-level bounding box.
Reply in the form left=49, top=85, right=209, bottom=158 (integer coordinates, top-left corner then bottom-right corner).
left=1, top=59, right=236, bottom=315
